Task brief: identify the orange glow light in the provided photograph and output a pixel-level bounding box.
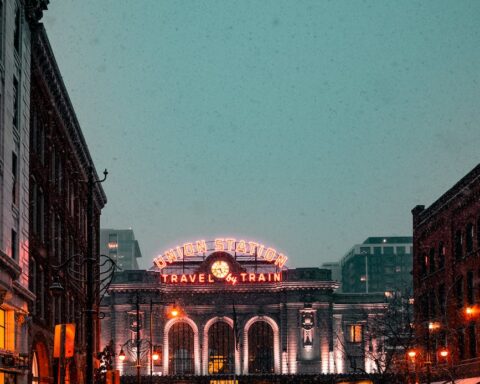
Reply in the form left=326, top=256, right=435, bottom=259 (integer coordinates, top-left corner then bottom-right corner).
left=466, top=307, right=474, bottom=316
left=171, top=308, right=179, bottom=317
left=407, top=350, right=417, bottom=359
left=439, top=349, right=449, bottom=358
left=152, top=352, right=159, bottom=361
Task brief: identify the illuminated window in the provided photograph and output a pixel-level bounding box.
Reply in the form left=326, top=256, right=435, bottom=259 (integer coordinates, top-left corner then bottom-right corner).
left=168, top=322, right=194, bottom=375
left=0, top=309, right=5, bottom=349
left=347, top=324, right=362, bottom=343
left=208, top=322, right=234, bottom=374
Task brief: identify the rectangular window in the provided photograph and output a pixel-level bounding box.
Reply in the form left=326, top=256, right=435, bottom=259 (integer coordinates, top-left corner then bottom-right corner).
left=11, top=152, right=17, bottom=205
left=360, top=247, right=370, bottom=254
left=347, top=324, right=362, bottom=343
left=12, top=77, right=19, bottom=129
left=458, top=329, right=466, bottom=360
left=40, top=267, right=45, bottom=320
left=13, top=7, right=20, bottom=54
left=0, top=309, right=5, bottom=349
left=456, top=276, right=464, bottom=309
left=397, top=246, right=406, bottom=255
left=467, top=270, right=474, bottom=305
left=11, top=229, right=17, bottom=259
left=469, top=323, right=476, bottom=358
left=37, top=188, right=44, bottom=241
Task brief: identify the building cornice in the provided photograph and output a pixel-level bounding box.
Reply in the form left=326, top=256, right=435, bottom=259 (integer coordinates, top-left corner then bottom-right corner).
left=25, top=0, right=49, bottom=26
left=31, top=25, right=107, bottom=209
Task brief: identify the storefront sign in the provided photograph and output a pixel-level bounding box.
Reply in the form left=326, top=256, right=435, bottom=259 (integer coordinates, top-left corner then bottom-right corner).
left=153, top=238, right=288, bottom=270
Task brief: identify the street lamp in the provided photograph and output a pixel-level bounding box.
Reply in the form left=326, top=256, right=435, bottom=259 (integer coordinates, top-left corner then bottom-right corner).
left=119, top=294, right=179, bottom=384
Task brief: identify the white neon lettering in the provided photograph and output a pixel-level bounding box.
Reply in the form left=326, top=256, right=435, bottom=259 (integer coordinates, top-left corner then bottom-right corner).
left=180, top=274, right=188, bottom=283
left=249, top=273, right=256, bottom=282
left=154, top=256, right=167, bottom=269
left=258, top=273, right=266, bottom=282
left=171, top=274, right=178, bottom=283
left=274, top=254, right=288, bottom=268
left=257, top=245, right=265, bottom=259
left=274, top=272, right=281, bottom=282
left=226, top=238, right=236, bottom=251
left=236, top=240, right=246, bottom=253
left=165, top=250, right=177, bottom=263
left=184, top=243, right=195, bottom=256
left=264, top=248, right=276, bottom=262
left=214, top=239, right=225, bottom=251
left=248, top=242, right=258, bottom=255
left=196, top=240, right=207, bottom=253
left=199, top=273, right=205, bottom=283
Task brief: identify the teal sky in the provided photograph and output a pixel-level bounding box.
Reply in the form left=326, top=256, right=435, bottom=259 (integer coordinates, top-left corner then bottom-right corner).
left=44, top=1, right=480, bottom=269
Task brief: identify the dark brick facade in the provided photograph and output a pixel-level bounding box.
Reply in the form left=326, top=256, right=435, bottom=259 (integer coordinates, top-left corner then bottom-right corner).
left=412, top=163, right=480, bottom=380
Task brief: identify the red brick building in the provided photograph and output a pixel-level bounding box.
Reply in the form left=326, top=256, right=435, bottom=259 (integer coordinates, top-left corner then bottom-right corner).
left=412, top=164, right=480, bottom=382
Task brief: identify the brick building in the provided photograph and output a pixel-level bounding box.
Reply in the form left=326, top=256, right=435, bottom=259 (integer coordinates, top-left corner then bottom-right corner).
left=412, top=164, right=480, bottom=382
left=28, top=23, right=107, bottom=384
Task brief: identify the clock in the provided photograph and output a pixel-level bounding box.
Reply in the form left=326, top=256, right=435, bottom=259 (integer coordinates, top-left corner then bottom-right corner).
left=211, top=260, right=230, bottom=279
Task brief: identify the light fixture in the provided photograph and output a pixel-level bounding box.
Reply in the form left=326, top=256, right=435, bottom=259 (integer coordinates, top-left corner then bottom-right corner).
left=152, top=350, right=159, bottom=361
left=439, top=349, right=449, bottom=358
left=119, top=347, right=126, bottom=361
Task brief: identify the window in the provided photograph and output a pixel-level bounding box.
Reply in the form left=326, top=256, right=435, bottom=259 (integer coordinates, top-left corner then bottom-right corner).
left=397, top=246, right=406, bottom=255
left=438, top=242, right=445, bottom=269
left=29, top=258, right=37, bottom=314
left=360, top=247, right=370, bottom=254
left=37, top=188, right=44, bottom=241
left=11, top=152, right=17, bottom=205
left=428, top=247, right=435, bottom=274
left=208, top=321, right=235, bottom=374
left=11, top=229, right=17, bottom=259
left=0, top=309, right=5, bottom=349
left=39, top=267, right=45, bottom=320
left=455, top=276, right=464, bottom=309
left=13, top=7, right=20, bottom=54
left=12, top=76, right=19, bottom=129
left=439, top=284, right=446, bottom=316
left=477, top=217, right=480, bottom=251
left=347, top=324, right=362, bottom=343
left=420, top=252, right=427, bottom=276
left=466, top=223, right=474, bottom=254
left=168, top=322, right=194, bottom=375
left=455, top=230, right=463, bottom=260
left=469, top=323, right=476, bottom=358
left=458, top=328, right=466, bottom=360
left=467, top=270, right=474, bottom=305
left=248, top=321, right=274, bottom=373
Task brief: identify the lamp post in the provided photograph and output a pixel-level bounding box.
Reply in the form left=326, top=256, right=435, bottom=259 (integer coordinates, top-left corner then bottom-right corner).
left=119, top=294, right=178, bottom=384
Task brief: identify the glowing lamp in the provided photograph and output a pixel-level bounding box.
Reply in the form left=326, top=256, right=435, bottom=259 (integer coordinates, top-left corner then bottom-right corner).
left=171, top=307, right=179, bottom=317
left=407, top=350, right=417, bottom=359
left=119, top=347, right=126, bottom=361
left=466, top=307, right=474, bottom=316
left=152, top=351, right=160, bottom=361
left=428, top=322, right=440, bottom=331
left=439, top=349, right=449, bottom=358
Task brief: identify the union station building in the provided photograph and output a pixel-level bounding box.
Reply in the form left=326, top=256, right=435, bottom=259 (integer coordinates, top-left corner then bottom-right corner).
left=100, top=238, right=386, bottom=377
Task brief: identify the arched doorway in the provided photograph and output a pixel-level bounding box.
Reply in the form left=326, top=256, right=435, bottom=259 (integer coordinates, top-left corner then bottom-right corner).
left=168, top=322, right=195, bottom=375
left=248, top=321, right=274, bottom=373
left=32, top=340, right=51, bottom=384
left=208, top=321, right=235, bottom=374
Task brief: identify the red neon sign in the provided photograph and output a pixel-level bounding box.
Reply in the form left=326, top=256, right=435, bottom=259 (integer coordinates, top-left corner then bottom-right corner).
left=161, top=272, right=282, bottom=285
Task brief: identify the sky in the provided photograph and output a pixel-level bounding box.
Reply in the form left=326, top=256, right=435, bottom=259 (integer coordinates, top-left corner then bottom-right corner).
left=43, top=1, right=480, bottom=269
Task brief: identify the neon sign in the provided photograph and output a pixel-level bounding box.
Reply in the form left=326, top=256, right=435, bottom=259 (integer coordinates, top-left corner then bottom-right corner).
left=152, top=238, right=288, bottom=270
left=161, top=272, right=282, bottom=285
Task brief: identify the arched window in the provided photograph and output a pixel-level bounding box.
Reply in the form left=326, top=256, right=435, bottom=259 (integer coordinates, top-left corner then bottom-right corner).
left=208, top=321, right=234, bottom=374
left=455, top=230, right=463, bottom=260
left=248, top=321, right=274, bottom=373
left=168, top=322, right=194, bottom=375
left=466, top=223, right=474, bottom=254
